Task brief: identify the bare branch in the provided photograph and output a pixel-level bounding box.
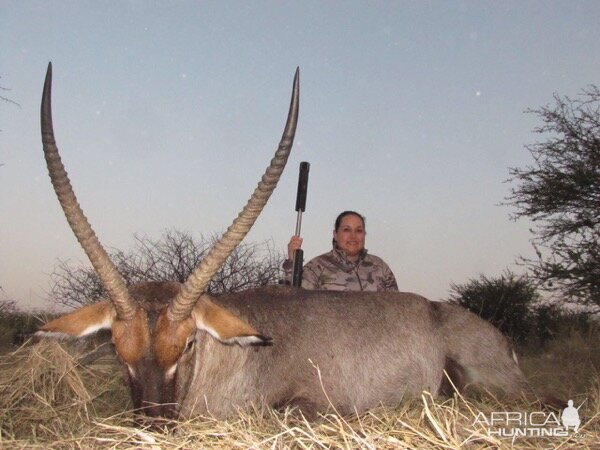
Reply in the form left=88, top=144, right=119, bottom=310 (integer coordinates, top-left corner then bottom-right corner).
left=49, top=230, right=285, bottom=308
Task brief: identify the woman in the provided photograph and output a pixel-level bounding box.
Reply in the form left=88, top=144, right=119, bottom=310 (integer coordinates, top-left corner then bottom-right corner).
left=283, top=211, right=398, bottom=291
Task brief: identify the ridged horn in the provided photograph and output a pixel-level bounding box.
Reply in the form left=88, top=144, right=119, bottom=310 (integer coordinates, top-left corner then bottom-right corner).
left=41, top=62, right=137, bottom=321
left=167, top=68, right=300, bottom=322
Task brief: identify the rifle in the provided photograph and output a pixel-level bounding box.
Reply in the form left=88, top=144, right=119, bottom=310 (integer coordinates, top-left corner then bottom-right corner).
left=292, top=161, right=310, bottom=287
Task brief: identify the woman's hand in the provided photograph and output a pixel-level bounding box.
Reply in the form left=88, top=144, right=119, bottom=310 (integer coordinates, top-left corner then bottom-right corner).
left=287, top=235, right=303, bottom=260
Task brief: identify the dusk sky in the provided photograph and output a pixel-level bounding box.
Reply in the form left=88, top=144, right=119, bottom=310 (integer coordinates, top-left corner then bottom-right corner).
left=2, top=1, right=599, bottom=310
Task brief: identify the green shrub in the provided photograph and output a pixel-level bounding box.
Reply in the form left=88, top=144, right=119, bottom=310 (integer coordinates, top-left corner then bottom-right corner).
left=448, top=271, right=537, bottom=344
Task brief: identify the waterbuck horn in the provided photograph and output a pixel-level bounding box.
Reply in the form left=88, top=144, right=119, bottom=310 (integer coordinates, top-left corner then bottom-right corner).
left=41, top=62, right=137, bottom=321
left=167, top=68, right=300, bottom=322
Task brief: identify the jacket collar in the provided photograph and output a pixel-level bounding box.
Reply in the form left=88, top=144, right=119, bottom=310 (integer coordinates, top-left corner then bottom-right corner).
left=331, top=241, right=368, bottom=268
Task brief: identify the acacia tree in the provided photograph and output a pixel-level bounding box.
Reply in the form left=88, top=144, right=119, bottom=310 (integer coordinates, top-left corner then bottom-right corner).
left=505, top=86, right=600, bottom=310
left=50, top=229, right=284, bottom=308
left=448, top=271, right=538, bottom=344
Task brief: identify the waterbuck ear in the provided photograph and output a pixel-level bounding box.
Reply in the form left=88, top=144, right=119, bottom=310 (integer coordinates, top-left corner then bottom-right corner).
left=37, top=300, right=116, bottom=338
left=192, top=295, right=272, bottom=347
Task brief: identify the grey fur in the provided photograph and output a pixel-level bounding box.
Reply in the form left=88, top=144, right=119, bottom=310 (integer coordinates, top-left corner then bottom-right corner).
left=176, top=285, right=527, bottom=418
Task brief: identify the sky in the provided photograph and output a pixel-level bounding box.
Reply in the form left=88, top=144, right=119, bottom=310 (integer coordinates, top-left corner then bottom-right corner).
left=1, top=1, right=599, bottom=310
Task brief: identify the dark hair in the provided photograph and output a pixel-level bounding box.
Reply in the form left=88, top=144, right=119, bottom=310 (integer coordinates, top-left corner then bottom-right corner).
left=334, top=211, right=366, bottom=232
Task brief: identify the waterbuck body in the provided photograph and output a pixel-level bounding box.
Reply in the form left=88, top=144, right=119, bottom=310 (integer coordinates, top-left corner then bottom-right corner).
left=36, top=63, right=529, bottom=421
left=180, top=285, right=526, bottom=418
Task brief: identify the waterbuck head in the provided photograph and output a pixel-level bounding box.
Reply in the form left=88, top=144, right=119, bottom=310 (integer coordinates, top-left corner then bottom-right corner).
left=37, top=63, right=299, bottom=419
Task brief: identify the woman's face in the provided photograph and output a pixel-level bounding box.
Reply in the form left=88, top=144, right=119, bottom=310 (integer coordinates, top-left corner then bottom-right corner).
left=333, top=214, right=366, bottom=259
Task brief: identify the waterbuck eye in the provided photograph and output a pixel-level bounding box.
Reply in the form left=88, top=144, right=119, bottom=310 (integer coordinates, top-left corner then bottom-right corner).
left=184, top=337, right=195, bottom=353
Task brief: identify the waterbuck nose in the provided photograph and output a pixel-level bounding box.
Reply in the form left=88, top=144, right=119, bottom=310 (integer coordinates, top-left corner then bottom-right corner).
left=136, top=399, right=178, bottom=419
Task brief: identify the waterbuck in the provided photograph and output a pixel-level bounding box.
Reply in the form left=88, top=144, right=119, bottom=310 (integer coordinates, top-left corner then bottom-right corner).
left=37, top=63, right=529, bottom=420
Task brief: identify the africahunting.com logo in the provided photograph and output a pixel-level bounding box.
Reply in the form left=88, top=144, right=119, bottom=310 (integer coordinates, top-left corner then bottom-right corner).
left=473, top=399, right=584, bottom=438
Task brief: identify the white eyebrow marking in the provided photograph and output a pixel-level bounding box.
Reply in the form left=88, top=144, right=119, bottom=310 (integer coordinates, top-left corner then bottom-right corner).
left=165, top=364, right=177, bottom=379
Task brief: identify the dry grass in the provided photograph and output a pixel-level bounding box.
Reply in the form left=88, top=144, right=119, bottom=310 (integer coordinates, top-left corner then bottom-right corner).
left=0, top=336, right=598, bottom=449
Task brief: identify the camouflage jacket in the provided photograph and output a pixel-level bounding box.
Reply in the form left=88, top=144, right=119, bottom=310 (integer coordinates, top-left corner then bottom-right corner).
left=283, top=246, right=399, bottom=292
